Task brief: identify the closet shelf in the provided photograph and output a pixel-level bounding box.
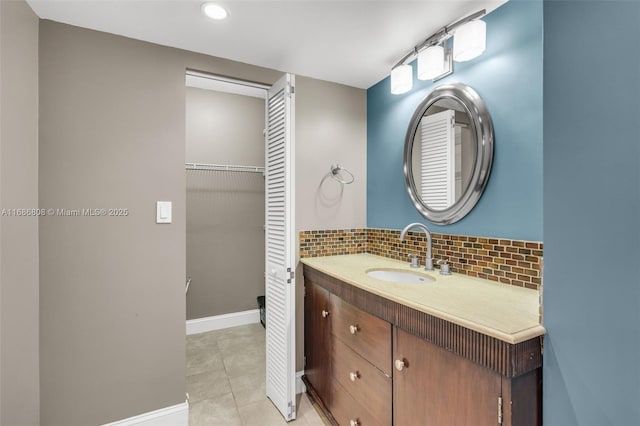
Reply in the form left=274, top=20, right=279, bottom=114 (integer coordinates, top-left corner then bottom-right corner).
left=185, top=162, right=265, bottom=174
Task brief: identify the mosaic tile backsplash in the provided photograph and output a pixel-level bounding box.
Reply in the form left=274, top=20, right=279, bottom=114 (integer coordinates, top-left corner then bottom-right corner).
left=299, top=229, right=366, bottom=257
left=299, top=228, right=543, bottom=290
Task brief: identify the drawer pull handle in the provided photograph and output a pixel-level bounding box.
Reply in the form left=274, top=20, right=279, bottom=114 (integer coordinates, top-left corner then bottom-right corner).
left=321, top=310, right=329, bottom=318
left=349, top=371, right=360, bottom=382
left=349, top=324, right=359, bottom=334
left=395, top=359, right=406, bottom=371
left=350, top=420, right=360, bottom=426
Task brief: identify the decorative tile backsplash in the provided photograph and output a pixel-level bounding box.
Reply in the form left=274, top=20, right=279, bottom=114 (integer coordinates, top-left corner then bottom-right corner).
left=299, top=228, right=543, bottom=291
left=299, top=229, right=367, bottom=258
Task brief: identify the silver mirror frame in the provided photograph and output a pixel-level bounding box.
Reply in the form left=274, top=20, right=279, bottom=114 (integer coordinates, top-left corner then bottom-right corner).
left=403, top=83, right=494, bottom=225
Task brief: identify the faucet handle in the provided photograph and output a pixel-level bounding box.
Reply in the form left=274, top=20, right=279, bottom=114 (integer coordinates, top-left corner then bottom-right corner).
left=408, top=254, right=419, bottom=268
left=438, top=259, right=452, bottom=275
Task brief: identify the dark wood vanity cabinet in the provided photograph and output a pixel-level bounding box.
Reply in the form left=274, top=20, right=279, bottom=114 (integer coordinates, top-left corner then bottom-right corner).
left=303, top=264, right=542, bottom=426
left=304, top=281, right=332, bottom=407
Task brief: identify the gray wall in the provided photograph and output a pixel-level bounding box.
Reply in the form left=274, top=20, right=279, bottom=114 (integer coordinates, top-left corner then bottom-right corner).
left=186, top=88, right=264, bottom=165
left=186, top=88, right=265, bottom=320
left=38, top=21, right=281, bottom=425
left=294, top=76, right=367, bottom=370
left=295, top=76, right=367, bottom=232
left=543, top=1, right=640, bottom=424
left=0, top=1, right=40, bottom=425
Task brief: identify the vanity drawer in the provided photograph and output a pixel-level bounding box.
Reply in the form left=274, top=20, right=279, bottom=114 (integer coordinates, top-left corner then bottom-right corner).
left=330, top=380, right=385, bottom=426
left=332, top=338, right=392, bottom=425
left=330, top=295, right=392, bottom=375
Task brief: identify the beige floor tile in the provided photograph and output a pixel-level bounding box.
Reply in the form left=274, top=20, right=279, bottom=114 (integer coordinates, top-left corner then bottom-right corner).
left=218, top=334, right=266, bottom=356
left=187, top=332, right=221, bottom=365
left=296, top=393, right=315, bottom=418
left=222, top=348, right=266, bottom=378
left=301, top=413, right=327, bottom=426
left=189, top=393, right=242, bottom=426
left=215, top=323, right=265, bottom=341
left=187, top=330, right=221, bottom=354
left=229, top=372, right=266, bottom=407
left=187, top=323, right=319, bottom=426
left=188, top=329, right=222, bottom=344
left=187, top=348, right=225, bottom=377
left=237, top=399, right=290, bottom=426
left=187, top=369, right=232, bottom=403
left=296, top=393, right=330, bottom=426
left=291, top=417, right=310, bottom=425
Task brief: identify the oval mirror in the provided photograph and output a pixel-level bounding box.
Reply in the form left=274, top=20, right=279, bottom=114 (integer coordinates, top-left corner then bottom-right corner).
left=404, top=83, right=493, bottom=224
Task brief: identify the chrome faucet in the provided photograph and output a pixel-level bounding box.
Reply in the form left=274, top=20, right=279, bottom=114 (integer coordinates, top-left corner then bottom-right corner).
left=399, top=223, right=434, bottom=271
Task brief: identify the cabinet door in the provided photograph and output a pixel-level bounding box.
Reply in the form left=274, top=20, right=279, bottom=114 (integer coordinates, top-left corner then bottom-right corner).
left=304, top=281, right=331, bottom=406
left=393, top=328, right=502, bottom=426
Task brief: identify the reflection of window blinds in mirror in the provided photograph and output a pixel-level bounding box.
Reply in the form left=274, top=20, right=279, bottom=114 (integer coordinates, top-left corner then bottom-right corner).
left=421, top=109, right=456, bottom=209
left=455, top=126, right=462, bottom=198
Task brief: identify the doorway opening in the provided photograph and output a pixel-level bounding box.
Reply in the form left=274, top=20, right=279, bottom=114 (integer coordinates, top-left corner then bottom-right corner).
left=185, top=71, right=268, bottom=423
left=183, top=71, right=305, bottom=423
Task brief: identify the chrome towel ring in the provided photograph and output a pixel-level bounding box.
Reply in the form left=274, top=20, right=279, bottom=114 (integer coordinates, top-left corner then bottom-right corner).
left=328, top=164, right=355, bottom=184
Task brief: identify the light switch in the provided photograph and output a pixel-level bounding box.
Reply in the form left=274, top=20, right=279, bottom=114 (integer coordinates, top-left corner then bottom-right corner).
left=156, top=201, right=172, bottom=224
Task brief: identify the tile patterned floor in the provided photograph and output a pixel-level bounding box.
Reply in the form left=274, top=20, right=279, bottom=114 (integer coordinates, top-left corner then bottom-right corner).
left=187, top=323, right=330, bottom=426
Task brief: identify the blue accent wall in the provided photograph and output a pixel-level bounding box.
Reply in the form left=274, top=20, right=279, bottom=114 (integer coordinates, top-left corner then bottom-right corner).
left=543, top=1, right=640, bottom=424
left=367, top=0, right=543, bottom=240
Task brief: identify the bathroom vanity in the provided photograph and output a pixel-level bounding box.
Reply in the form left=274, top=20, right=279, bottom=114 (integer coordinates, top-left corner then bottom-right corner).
left=302, top=254, right=544, bottom=426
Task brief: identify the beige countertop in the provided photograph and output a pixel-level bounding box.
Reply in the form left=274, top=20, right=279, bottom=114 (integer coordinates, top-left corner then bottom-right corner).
left=301, top=253, right=545, bottom=344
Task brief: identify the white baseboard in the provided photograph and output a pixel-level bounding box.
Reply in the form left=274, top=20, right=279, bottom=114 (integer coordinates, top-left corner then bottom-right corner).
left=186, top=309, right=260, bottom=335
left=296, top=370, right=306, bottom=394
left=103, top=401, right=188, bottom=426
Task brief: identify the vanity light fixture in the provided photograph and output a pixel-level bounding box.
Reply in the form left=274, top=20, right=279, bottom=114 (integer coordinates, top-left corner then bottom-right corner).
left=391, top=64, right=413, bottom=95
left=201, top=2, right=228, bottom=20
left=453, top=20, right=486, bottom=62
left=417, top=44, right=448, bottom=81
left=390, top=9, right=486, bottom=94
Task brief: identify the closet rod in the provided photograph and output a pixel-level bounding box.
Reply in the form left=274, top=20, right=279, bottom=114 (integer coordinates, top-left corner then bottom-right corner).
left=185, top=162, right=265, bottom=174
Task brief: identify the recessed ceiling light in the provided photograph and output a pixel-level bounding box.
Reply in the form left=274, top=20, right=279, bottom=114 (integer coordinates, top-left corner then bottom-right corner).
left=201, top=3, right=228, bottom=20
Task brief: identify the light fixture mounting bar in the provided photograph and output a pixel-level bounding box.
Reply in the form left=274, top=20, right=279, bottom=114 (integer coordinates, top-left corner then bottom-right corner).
left=445, top=9, right=487, bottom=35
left=392, top=9, right=486, bottom=69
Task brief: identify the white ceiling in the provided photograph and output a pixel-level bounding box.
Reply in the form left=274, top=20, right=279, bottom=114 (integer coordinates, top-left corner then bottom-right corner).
left=27, top=0, right=507, bottom=89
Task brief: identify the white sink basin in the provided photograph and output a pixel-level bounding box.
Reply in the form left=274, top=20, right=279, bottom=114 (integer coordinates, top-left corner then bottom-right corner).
left=366, top=268, right=435, bottom=284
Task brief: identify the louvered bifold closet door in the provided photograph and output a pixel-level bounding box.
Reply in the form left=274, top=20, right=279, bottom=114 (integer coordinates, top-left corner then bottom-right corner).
left=421, top=109, right=456, bottom=210
left=265, top=73, right=296, bottom=421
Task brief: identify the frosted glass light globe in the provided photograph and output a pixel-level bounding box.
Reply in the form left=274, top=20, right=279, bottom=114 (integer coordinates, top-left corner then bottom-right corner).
left=391, top=64, right=413, bottom=95
left=453, top=20, right=486, bottom=62
left=418, top=45, right=445, bottom=80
